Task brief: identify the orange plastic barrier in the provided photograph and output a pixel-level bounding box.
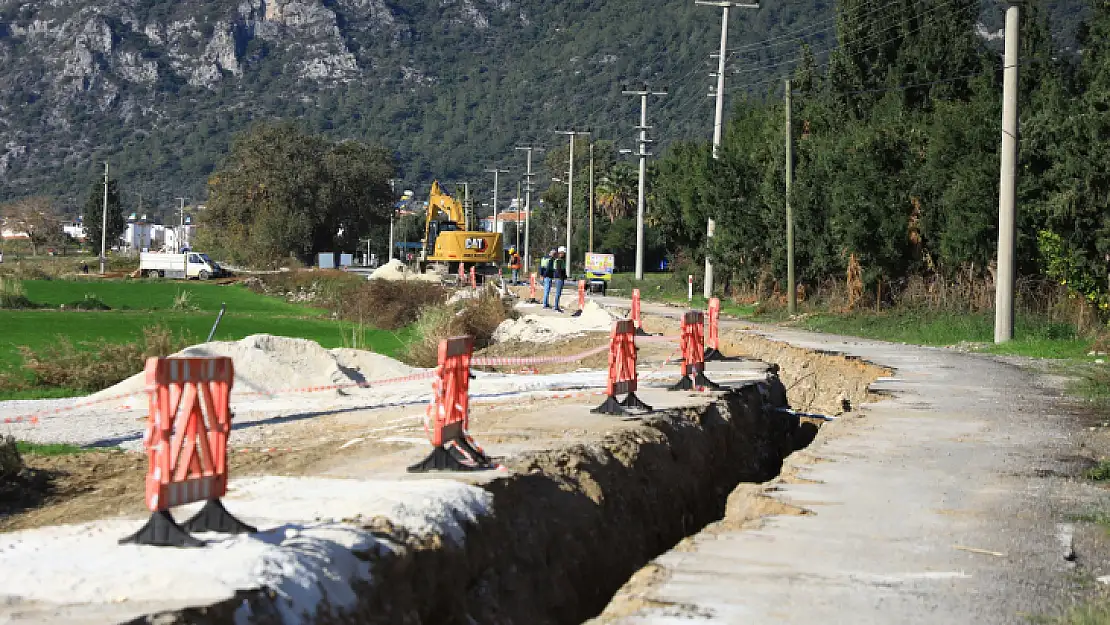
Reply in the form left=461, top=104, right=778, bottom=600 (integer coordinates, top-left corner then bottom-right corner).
left=669, top=311, right=722, bottom=391
left=705, top=297, right=725, bottom=361
left=458, top=262, right=466, bottom=284
left=120, top=357, right=255, bottom=547
left=592, top=320, right=653, bottom=415
left=528, top=273, right=539, bottom=303
left=571, top=279, right=587, bottom=317
left=469, top=266, right=478, bottom=288
left=408, top=336, right=495, bottom=472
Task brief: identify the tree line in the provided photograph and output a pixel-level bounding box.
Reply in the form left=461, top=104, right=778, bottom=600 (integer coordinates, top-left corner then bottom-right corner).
left=648, top=0, right=1110, bottom=316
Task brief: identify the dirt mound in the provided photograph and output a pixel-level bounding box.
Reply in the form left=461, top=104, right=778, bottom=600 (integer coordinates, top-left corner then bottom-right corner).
left=88, top=335, right=416, bottom=400
left=369, top=259, right=441, bottom=282
left=492, top=301, right=620, bottom=344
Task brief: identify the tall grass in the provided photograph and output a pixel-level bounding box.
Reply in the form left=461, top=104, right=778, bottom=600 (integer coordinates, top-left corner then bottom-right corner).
left=17, top=325, right=192, bottom=392
left=0, top=276, right=34, bottom=309
left=404, top=289, right=516, bottom=367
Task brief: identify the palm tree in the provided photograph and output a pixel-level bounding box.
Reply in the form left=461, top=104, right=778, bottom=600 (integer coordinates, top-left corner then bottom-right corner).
left=596, top=163, right=638, bottom=224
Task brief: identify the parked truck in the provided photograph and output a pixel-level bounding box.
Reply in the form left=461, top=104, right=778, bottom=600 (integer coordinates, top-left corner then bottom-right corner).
left=139, top=252, right=224, bottom=280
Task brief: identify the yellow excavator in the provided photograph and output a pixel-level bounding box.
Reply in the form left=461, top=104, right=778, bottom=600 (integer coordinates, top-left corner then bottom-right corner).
left=420, top=181, right=502, bottom=275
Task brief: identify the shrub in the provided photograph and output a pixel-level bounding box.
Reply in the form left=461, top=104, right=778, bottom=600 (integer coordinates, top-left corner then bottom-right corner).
left=402, top=289, right=516, bottom=367
left=336, top=280, right=449, bottom=330
left=19, top=325, right=192, bottom=392
left=67, top=293, right=111, bottom=310
left=0, top=435, right=22, bottom=481
left=0, top=277, right=35, bottom=309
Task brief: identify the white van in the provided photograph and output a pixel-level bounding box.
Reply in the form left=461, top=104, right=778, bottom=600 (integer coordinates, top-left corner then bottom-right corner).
left=140, top=252, right=223, bottom=280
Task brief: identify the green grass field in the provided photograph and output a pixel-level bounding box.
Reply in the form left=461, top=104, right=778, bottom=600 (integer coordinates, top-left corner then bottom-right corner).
left=0, top=279, right=414, bottom=399
left=793, top=310, right=1096, bottom=360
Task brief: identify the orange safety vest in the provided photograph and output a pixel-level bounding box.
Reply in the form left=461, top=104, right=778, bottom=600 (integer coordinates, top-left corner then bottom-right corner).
left=509, top=253, right=522, bottom=269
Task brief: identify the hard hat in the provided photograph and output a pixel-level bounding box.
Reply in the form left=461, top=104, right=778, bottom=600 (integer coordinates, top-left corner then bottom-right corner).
left=558, top=246, right=567, bottom=253
left=510, top=247, right=516, bottom=253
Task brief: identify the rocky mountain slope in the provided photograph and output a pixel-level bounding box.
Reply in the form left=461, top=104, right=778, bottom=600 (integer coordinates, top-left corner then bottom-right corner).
left=0, top=0, right=1088, bottom=211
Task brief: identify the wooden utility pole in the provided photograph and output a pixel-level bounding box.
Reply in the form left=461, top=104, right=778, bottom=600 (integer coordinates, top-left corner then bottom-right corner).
left=995, top=3, right=1020, bottom=343
left=785, top=79, right=796, bottom=315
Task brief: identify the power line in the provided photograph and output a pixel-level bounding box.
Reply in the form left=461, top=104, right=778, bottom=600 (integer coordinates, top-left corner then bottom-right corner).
left=726, top=0, right=969, bottom=80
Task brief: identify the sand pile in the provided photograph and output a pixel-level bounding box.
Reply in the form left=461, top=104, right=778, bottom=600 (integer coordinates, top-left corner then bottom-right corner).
left=90, top=335, right=417, bottom=400
left=491, top=301, right=621, bottom=344
left=369, top=259, right=440, bottom=282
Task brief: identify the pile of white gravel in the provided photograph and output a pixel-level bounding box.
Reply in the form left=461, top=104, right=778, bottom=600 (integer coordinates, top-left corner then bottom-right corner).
left=368, top=259, right=440, bottom=282
left=491, top=301, right=621, bottom=344
left=89, top=335, right=416, bottom=401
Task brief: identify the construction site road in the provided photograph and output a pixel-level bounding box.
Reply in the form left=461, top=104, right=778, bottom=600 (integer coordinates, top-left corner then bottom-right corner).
left=590, top=295, right=1100, bottom=624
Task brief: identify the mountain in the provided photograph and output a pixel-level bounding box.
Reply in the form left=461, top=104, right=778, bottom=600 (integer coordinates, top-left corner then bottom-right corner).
left=0, top=0, right=1089, bottom=214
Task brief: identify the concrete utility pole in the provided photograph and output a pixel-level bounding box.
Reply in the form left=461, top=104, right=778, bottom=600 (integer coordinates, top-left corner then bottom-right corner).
left=99, top=162, right=109, bottom=274
left=622, top=87, right=667, bottom=281
left=485, top=167, right=510, bottom=235
left=995, top=3, right=1020, bottom=344
left=515, top=145, right=543, bottom=272
left=177, top=197, right=186, bottom=252
left=515, top=181, right=522, bottom=252
left=589, top=142, right=596, bottom=254
left=388, top=178, right=400, bottom=260
left=785, top=79, right=796, bottom=315
left=554, top=130, right=590, bottom=266
left=697, top=0, right=758, bottom=299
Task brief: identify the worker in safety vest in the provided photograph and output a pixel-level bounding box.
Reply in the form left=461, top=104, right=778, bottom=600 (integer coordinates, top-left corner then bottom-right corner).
left=508, top=247, right=522, bottom=284
left=540, top=249, right=556, bottom=308
left=550, top=247, right=568, bottom=313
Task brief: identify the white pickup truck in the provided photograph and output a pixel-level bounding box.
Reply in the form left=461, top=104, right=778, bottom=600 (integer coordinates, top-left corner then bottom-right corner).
left=139, top=252, right=224, bottom=280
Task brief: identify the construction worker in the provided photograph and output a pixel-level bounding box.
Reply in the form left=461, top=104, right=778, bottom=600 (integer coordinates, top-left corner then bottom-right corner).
left=508, top=247, right=522, bottom=284
left=551, top=246, right=568, bottom=313
left=541, top=249, right=556, bottom=308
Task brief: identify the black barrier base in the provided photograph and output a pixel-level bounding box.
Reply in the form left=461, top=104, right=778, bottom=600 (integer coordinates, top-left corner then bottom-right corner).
left=119, top=510, right=205, bottom=548
left=572, top=310, right=583, bottom=317
left=408, top=437, right=495, bottom=473
left=620, top=393, right=654, bottom=412
left=704, top=348, right=727, bottom=362
left=669, top=373, right=724, bottom=392
left=635, top=327, right=651, bottom=337
left=182, top=498, right=257, bottom=535
left=592, top=395, right=626, bottom=415
left=527, top=298, right=539, bottom=304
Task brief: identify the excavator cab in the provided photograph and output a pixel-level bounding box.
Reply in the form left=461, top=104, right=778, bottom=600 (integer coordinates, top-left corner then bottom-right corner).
left=425, top=220, right=460, bottom=259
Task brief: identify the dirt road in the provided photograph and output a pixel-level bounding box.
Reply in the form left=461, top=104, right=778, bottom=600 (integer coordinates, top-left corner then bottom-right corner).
left=590, top=298, right=1108, bottom=624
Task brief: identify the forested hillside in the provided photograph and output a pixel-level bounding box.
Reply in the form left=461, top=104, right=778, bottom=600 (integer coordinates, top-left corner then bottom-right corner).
left=0, top=0, right=1088, bottom=214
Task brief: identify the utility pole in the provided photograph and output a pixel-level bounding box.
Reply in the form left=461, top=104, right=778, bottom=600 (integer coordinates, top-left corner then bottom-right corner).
left=697, top=0, right=759, bottom=298
left=785, top=79, right=796, bottom=315
left=554, top=130, right=590, bottom=266
left=176, top=197, right=186, bottom=252
left=589, top=142, right=596, bottom=254
left=995, top=3, right=1020, bottom=344
left=484, top=167, right=510, bottom=235
left=515, top=145, right=543, bottom=272
left=515, top=180, right=522, bottom=253
left=388, top=178, right=400, bottom=261
left=622, top=87, right=667, bottom=281
left=100, top=162, right=108, bottom=274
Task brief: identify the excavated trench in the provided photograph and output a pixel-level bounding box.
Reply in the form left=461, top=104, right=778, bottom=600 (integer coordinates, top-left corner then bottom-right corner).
left=129, top=332, right=886, bottom=625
